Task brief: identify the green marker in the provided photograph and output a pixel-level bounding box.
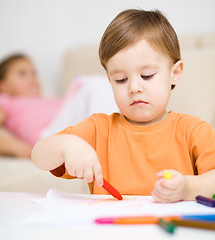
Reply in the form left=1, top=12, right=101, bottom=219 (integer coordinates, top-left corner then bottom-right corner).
left=212, top=194, right=215, bottom=199
left=158, top=218, right=176, bottom=234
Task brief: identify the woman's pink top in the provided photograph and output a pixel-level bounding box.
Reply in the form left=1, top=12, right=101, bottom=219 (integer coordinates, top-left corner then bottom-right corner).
left=0, top=94, right=62, bottom=146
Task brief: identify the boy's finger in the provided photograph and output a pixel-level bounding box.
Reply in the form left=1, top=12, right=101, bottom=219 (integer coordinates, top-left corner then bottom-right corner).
left=159, top=178, right=179, bottom=189
left=154, top=181, right=171, bottom=196
left=152, top=192, right=165, bottom=203
left=76, top=169, right=84, bottom=179
left=84, top=168, right=94, bottom=183
left=68, top=168, right=76, bottom=177
left=152, top=192, right=173, bottom=203
left=157, top=170, right=167, bottom=177
left=152, top=186, right=175, bottom=202
left=152, top=190, right=168, bottom=203
left=93, top=162, right=103, bottom=187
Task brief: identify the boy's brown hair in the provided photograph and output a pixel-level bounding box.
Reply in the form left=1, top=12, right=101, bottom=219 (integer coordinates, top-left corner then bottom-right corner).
left=0, top=54, right=28, bottom=82
left=99, top=9, right=181, bottom=89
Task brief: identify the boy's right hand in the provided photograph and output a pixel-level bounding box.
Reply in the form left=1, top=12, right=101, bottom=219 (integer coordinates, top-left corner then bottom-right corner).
left=62, top=135, right=103, bottom=187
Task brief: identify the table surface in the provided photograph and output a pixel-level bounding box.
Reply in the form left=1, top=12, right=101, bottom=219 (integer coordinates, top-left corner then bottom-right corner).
left=1, top=191, right=215, bottom=240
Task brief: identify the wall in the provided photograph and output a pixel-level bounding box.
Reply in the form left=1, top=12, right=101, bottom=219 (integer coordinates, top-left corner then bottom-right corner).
left=0, top=0, right=215, bottom=94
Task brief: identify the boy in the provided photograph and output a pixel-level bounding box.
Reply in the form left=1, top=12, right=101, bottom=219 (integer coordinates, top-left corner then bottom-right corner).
left=32, top=9, right=215, bottom=203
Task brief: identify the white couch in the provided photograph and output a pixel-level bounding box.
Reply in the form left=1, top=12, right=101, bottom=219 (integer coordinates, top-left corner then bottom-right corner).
left=1, top=33, right=215, bottom=193
left=0, top=156, right=90, bottom=193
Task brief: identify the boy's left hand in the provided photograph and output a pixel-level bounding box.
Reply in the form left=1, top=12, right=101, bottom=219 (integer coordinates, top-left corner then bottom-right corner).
left=152, top=170, right=187, bottom=203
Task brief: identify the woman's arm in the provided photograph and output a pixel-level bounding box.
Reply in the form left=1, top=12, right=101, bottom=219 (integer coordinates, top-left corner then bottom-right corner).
left=0, top=127, right=32, bottom=158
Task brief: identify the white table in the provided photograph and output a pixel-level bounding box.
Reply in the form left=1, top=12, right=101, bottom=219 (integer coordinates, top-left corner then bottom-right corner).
left=1, top=191, right=215, bottom=240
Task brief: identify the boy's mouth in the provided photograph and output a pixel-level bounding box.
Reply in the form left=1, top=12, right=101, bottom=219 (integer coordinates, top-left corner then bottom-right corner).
left=130, top=100, right=148, bottom=106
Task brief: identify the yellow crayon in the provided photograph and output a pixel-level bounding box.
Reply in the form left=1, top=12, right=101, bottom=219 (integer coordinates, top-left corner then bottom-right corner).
left=163, top=171, right=172, bottom=180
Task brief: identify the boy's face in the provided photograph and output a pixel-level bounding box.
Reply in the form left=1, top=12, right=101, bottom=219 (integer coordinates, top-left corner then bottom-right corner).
left=0, top=59, right=41, bottom=96
left=106, top=39, right=181, bottom=126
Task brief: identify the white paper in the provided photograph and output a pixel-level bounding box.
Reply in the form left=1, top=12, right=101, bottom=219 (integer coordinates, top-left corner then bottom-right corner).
left=21, top=188, right=215, bottom=227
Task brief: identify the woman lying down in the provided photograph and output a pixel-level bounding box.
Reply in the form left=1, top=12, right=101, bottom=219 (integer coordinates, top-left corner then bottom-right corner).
left=0, top=54, right=118, bottom=158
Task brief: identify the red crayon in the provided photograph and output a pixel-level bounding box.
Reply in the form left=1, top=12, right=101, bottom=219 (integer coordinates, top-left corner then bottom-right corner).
left=102, top=179, right=123, bottom=200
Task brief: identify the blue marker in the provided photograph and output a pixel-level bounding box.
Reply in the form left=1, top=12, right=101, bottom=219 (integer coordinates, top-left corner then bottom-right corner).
left=182, top=214, right=215, bottom=221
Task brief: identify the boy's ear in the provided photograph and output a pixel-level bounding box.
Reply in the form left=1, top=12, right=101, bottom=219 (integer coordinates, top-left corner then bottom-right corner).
left=171, top=60, right=183, bottom=86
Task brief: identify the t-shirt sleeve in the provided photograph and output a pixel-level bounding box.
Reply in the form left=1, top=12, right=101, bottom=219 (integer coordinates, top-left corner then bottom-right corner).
left=189, top=121, right=215, bottom=174
left=57, top=116, right=97, bottom=148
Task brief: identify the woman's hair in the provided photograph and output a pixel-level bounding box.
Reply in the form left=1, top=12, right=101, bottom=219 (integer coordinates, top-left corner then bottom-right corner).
left=0, top=54, right=28, bottom=82
left=99, top=8, right=181, bottom=70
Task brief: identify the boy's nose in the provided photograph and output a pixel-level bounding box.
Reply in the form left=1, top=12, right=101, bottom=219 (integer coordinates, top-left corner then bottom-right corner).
left=128, top=78, right=143, bottom=94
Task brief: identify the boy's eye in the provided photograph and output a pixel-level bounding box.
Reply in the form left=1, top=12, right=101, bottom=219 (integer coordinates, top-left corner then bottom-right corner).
left=141, top=74, right=154, bottom=80
left=115, top=78, right=127, bottom=83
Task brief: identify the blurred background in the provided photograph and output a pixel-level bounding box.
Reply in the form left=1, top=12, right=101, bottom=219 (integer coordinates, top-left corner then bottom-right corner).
left=0, top=0, right=215, bottom=95
left=0, top=0, right=215, bottom=193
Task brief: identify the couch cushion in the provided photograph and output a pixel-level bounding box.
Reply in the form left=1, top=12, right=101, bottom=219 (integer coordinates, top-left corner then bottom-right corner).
left=0, top=157, right=90, bottom=193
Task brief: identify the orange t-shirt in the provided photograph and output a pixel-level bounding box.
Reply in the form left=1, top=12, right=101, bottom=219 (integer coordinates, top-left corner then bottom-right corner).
left=50, top=111, right=215, bottom=195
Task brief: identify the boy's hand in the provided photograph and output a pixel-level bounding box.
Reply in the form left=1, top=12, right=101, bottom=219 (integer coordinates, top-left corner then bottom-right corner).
left=152, top=170, right=187, bottom=203
left=63, top=136, right=103, bottom=187
left=32, top=134, right=103, bottom=187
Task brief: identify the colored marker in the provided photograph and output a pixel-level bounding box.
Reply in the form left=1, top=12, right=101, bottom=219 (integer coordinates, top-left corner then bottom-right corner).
left=95, top=216, right=161, bottom=224
left=102, top=179, right=123, bottom=200
left=196, top=195, right=215, bottom=207
left=212, top=194, right=215, bottom=200
left=158, top=218, right=176, bottom=234
left=171, top=219, right=215, bottom=230
left=94, top=214, right=215, bottom=224
left=178, top=214, right=215, bottom=221
left=163, top=171, right=172, bottom=179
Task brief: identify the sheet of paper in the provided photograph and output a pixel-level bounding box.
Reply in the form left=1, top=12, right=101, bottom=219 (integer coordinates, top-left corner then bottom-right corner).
left=22, top=188, right=215, bottom=227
